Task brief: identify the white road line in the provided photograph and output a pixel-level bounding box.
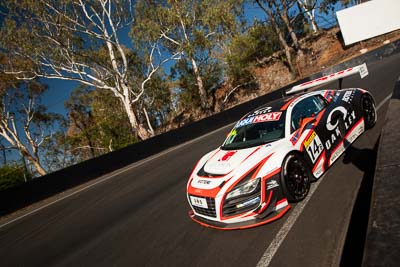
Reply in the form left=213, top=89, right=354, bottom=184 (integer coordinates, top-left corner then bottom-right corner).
left=376, top=93, right=392, bottom=110
left=0, top=123, right=235, bottom=229
left=256, top=176, right=325, bottom=267
left=256, top=93, right=392, bottom=267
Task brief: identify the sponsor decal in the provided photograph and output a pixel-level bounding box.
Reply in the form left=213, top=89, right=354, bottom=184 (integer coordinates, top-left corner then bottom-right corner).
left=324, top=108, right=356, bottom=150
left=235, top=112, right=282, bottom=128
left=267, top=180, right=279, bottom=190
left=197, top=179, right=211, bottom=185
left=235, top=116, right=255, bottom=128
left=313, top=168, right=323, bottom=178
left=253, top=112, right=282, bottom=123
left=219, top=151, right=237, bottom=161
left=303, top=131, right=316, bottom=148
left=342, top=90, right=355, bottom=103
left=330, top=144, right=345, bottom=165
left=290, top=130, right=300, bottom=145
left=305, top=133, right=324, bottom=163
left=246, top=106, right=272, bottom=118
left=326, top=106, right=348, bottom=131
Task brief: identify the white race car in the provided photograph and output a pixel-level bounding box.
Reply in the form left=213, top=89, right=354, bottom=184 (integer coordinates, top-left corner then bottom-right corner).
left=186, top=64, right=377, bottom=230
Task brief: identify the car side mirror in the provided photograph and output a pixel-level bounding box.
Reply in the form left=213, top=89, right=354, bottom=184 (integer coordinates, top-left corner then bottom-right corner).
left=299, top=117, right=316, bottom=134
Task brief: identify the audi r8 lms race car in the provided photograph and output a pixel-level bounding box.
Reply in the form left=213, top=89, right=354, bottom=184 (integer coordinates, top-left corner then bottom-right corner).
left=186, top=63, right=377, bottom=230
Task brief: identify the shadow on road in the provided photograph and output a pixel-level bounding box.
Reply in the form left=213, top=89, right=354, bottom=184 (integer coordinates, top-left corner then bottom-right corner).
left=340, top=137, right=379, bottom=267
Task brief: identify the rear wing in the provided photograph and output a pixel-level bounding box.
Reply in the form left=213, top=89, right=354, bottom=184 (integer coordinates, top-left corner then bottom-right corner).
left=285, top=63, right=368, bottom=95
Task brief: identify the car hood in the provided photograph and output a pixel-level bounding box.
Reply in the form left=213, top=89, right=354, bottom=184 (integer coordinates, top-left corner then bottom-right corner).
left=204, top=145, right=272, bottom=176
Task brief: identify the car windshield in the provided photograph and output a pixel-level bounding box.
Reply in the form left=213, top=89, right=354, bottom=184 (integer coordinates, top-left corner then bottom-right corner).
left=221, top=113, right=285, bottom=150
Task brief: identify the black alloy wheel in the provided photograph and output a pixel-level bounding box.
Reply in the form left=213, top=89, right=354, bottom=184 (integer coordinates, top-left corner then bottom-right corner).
left=361, top=94, right=377, bottom=129
left=280, top=154, right=311, bottom=202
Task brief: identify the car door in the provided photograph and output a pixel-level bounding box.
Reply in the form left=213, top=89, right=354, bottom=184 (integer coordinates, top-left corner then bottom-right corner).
left=317, top=90, right=360, bottom=166
left=290, top=94, right=327, bottom=166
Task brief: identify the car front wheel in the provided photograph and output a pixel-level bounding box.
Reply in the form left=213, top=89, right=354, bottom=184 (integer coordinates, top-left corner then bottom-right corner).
left=280, top=154, right=311, bottom=202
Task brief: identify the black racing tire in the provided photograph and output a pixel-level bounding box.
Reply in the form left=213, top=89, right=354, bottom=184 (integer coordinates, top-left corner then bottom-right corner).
left=361, top=94, right=377, bottom=130
left=280, top=153, right=311, bottom=202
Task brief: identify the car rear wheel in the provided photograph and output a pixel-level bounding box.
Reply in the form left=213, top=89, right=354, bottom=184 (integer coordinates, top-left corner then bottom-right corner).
left=280, top=154, right=311, bottom=202
left=361, top=94, right=377, bottom=129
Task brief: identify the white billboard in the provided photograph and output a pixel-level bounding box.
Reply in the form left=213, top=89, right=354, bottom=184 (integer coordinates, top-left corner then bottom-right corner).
left=336, top=0, right=400, bottom=45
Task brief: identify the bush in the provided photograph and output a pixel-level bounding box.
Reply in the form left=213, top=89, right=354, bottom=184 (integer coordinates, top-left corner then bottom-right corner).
left=0, top=165, right=30, bottom=191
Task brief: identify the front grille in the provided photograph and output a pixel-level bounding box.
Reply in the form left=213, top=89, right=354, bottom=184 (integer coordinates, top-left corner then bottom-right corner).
left=189, top=195, right=217, bottom=218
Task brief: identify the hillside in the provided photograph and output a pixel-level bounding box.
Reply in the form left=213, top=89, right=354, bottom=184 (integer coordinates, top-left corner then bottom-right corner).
left=165, top=27, right=400, bottom=131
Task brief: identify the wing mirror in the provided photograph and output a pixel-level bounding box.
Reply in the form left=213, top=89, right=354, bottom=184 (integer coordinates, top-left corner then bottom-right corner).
left=299, top=117, right=316, bottom=134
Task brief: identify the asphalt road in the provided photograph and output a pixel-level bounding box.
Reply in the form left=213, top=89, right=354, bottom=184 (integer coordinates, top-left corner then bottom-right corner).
left=0, top=54, right=399, bottom=267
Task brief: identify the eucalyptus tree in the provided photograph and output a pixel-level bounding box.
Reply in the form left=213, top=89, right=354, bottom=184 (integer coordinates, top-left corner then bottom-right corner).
left=0, top=81, right=62, bottom=176
left=255, top=0, right=296, bottom=74
left=272, top=0, right=304, bottom=57
left=0, top=0, right=179, bottom=140
left=132, top=0, right=244, bottom=110
left=296, top=0, right=319, bottom=33
left=65, top=85, right=137, bottom=162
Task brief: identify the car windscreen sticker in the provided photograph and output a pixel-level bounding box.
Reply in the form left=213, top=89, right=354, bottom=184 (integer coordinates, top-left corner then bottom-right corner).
left=225, top=129, right=237, bottom=143
left=235, top=112, right=282, bottom=128
left=235, top=116, right=254, bottom=128
left=253, top=112, right=282, bottom=123
left=246, top=106, right=272, bottom=118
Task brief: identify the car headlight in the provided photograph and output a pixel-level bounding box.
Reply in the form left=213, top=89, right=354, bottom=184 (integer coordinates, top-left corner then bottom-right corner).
left=226, top=178, right=260, bottom=200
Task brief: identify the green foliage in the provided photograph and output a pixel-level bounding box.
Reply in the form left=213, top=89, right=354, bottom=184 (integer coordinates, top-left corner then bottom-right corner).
left=65, top=86, right=137, bottom=161
left=142, top=74, right=173, bottom=128
left=170, top=58, right=222, bottom=110
left=132, top=0, right=244, bottom=109
left=226, top=21, right=280, bottom=83
left=0, top=164, right=30, bottom=191
left=0, top=78, right=64, bottom=176
left=319, top=0, right=354, bottom=14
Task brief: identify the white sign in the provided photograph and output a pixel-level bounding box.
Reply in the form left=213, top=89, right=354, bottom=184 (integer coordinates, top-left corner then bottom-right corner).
left=336, top=0, right=400, bottom=45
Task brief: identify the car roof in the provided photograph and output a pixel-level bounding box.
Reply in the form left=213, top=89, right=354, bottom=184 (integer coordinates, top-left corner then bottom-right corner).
left=241, top=95, right=298, bottom=119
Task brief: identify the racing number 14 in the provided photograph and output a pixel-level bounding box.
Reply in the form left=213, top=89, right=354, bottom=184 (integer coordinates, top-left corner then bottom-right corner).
left=306, top=134, right=323, bottom=163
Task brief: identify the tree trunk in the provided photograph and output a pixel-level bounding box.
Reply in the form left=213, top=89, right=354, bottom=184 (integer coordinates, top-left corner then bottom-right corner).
left=297, top=1, right=318, bottom=33
left=279, top=2, right=304, bottom=58
left=256, top=0, right=296, bottom=75
left=22, top=150, right=46, bottom=176
left=29, top=157, right=46, bottom=176
left=143, top=107, right=155, bottom=137
left=270, top=13, right=296, bottom=75
left=307, top=10, right=318, bottom=33
left=190, top=57, right=209, bottom=110
left=121, top=97, right=151, bottom=141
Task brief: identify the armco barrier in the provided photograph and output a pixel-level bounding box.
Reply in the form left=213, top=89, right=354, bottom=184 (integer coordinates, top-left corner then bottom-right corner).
left=1, top=39, right=399, bottom=217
